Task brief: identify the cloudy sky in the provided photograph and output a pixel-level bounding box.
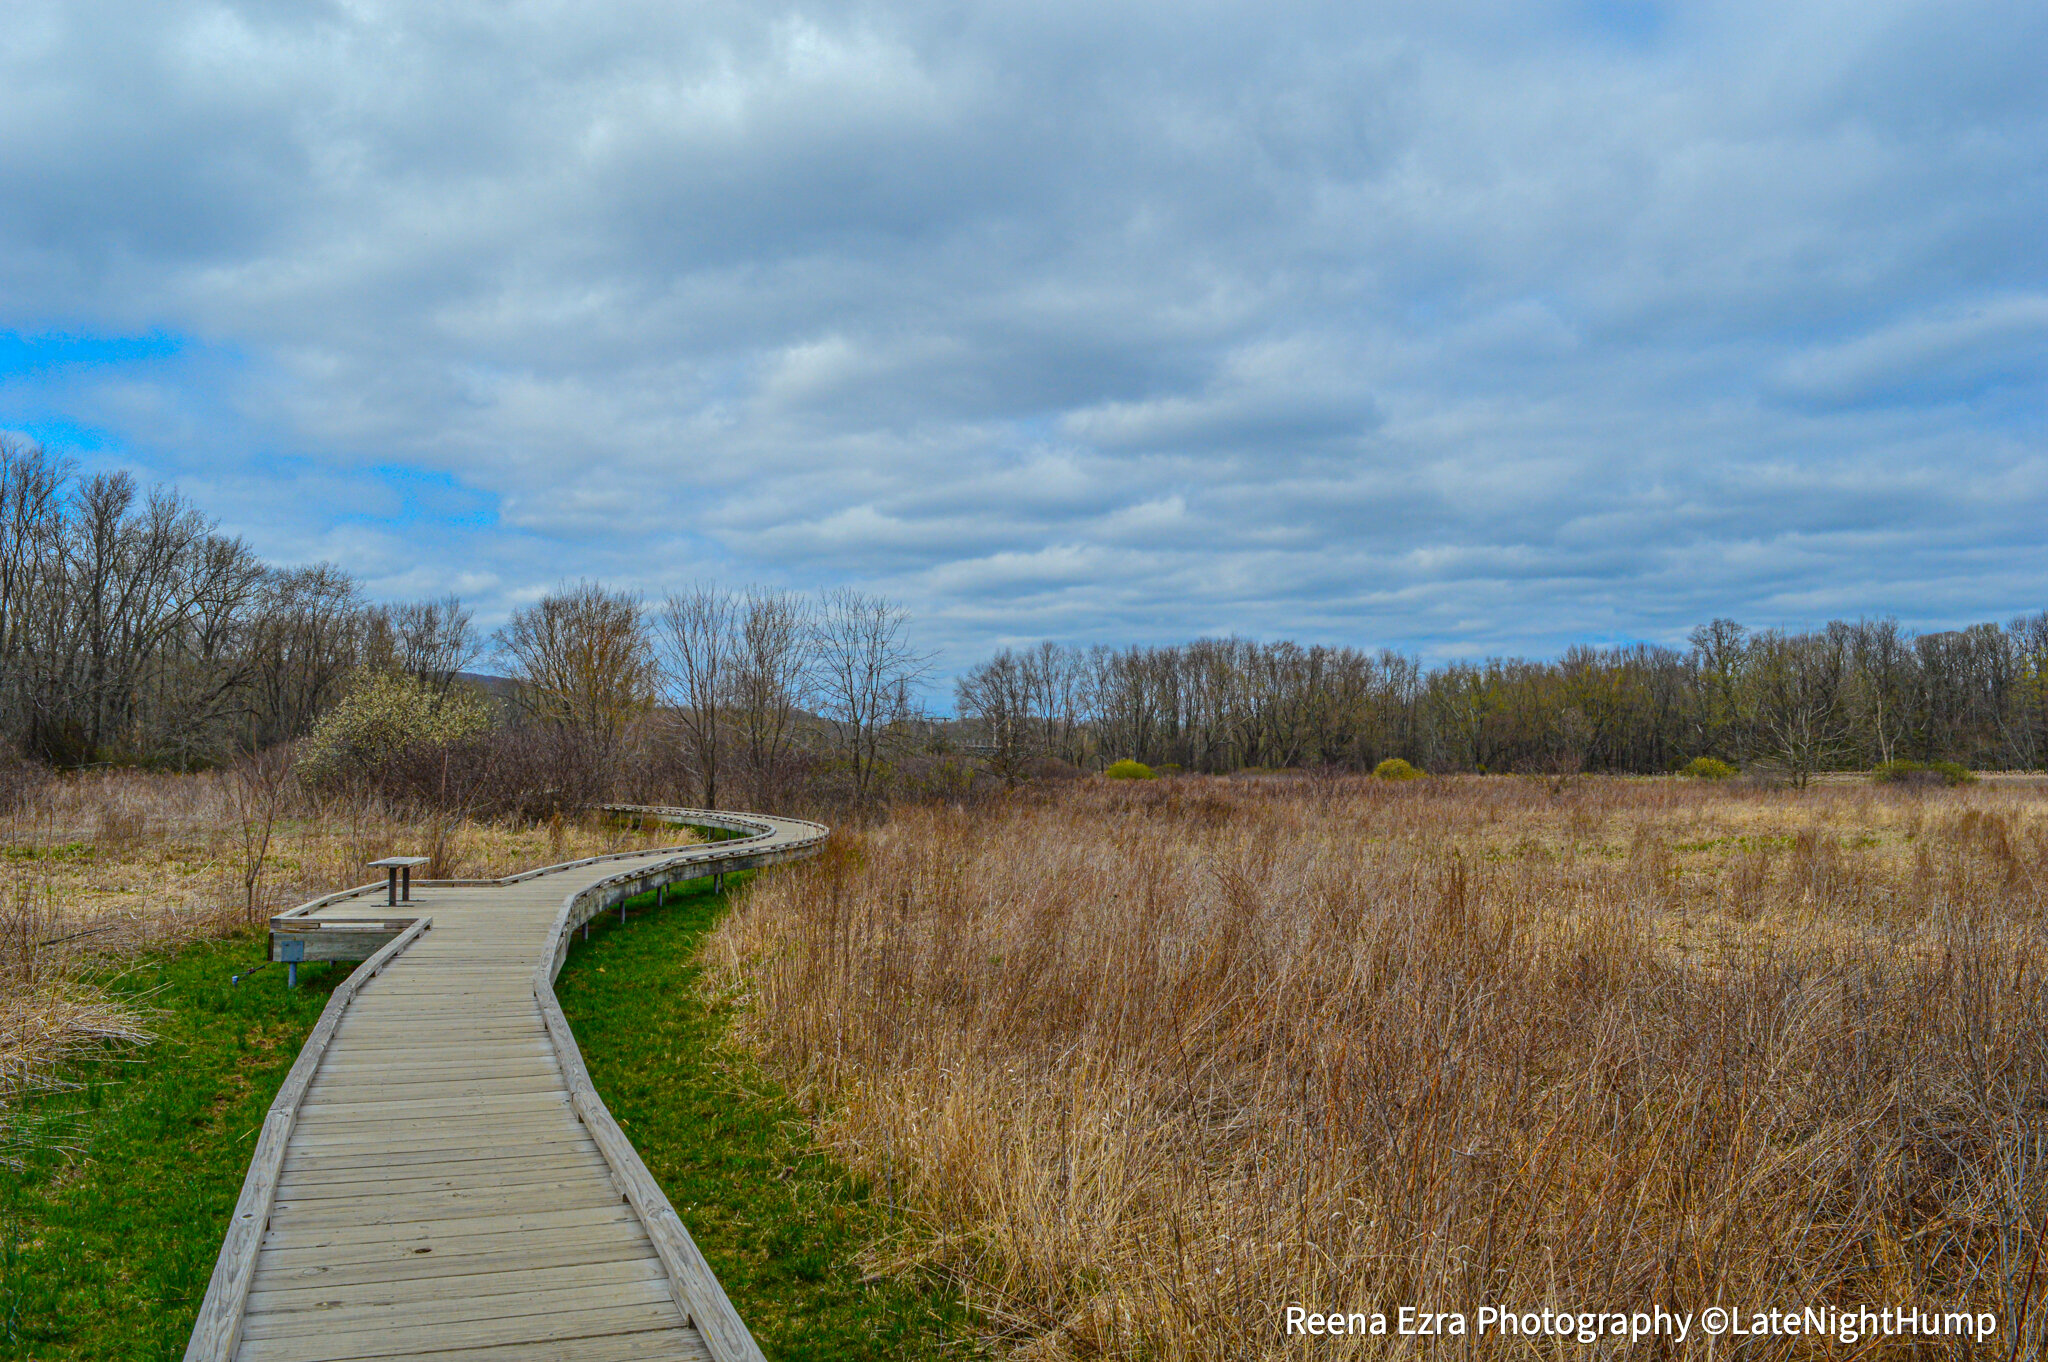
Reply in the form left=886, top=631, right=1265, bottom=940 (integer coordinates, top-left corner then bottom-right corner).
left=2, top=0, right=2044, bottom=673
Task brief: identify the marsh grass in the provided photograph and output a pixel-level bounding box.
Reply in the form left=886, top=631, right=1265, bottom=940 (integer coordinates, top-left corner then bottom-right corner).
left=558, top=877, right=992, bottom=1360
left=713, top=775, right=2048, bottom=1359
left=0, top=933, right=341, bottom=1357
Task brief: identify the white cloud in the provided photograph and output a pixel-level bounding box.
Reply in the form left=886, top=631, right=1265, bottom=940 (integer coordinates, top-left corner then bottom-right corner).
left=0, top=0, right=2042, bottom=677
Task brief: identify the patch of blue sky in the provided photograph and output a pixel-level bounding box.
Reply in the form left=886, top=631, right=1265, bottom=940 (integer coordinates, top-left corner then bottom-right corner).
left=1574, top=0, right=1664, bottom=46
left=358, top=464, right=500, bottom=530
left=0, top=330, right=185, bottom=377
left=1006, top=414, right=1066, bottom=446
left=14, top=418, right=117, bottom=452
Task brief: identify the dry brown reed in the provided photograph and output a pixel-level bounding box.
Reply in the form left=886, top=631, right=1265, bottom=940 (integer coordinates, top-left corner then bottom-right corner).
left=0, top=857, right=154, bottom=1163
left=712, top=774, right=2048, bottom=1359
left=0, top=768, right=684, bottom=1130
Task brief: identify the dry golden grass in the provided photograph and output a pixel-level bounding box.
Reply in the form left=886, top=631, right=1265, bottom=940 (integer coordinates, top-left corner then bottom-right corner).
left=712, top=774, right=2048, bottom=1358
left=0, top=768, right=684, bottom=1124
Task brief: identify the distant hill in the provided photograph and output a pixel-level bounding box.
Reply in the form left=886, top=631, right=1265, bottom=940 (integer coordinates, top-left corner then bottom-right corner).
left=455, top=672, right=520, bottom=701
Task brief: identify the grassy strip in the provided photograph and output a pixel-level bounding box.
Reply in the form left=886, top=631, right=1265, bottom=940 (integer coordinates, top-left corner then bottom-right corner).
left=0, top=938, right=344, bottom=1359
left=557, top=876, right=986, bottom=1361
left=0, top=863, right=975, bottom=1360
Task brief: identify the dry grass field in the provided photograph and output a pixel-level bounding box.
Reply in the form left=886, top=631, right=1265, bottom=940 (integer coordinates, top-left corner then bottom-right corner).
left=712, top=775, right=2048, bottom=1358
left=0, top=769, right=681, bottom=1123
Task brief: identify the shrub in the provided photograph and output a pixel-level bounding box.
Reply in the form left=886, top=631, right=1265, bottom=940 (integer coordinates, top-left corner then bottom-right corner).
left=1103, top=759, right=1156, bottom=780
left=1373, top=758, right=1423, bottom=781
left=1682, top=756, right=1737, bottom=780
left=298, top=670, right=495, bottom=790
left=1023, top=756, right=1084, bottom=781
left=1873, top=759, right=1976, bottom=788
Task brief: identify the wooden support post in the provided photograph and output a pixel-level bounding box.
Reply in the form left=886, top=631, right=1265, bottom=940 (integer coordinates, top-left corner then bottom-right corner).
left=368, top=856, right=430, bottom=908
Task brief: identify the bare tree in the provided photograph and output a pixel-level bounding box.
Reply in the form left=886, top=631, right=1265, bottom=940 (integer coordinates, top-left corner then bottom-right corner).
left=1844, top=617, right=1913, bottom=766
left=65, top=474, right=218, bottom=758
left=732, top=589, right=813, bottom=802
left=497, top=582, right=653, bottom=776
left=655, top=585, right=738, bottom=808
left=246, top=565, right=364, bottom=748
left=392, top=595, right=482, bottom=695
left=812, top=588, right=929, bottom=808
left=1026, top=641, right=1092, bottom=767
left=1749, top=629, right=1852, bottom=787
left=2010, top=611, right=2048, bottom=770
left=0, top=439, right=68, bottom=753
left=957, top=648, right=1035, bottom=783
left=224, top=743, right=295, bottom=923
left=0, top=441, right=336, bottom=766
left=148, top=533, right=267, bottom=767
left=1686, top=618, right=1752, bottom=763
left=958, top=642, right=1095, bottom=780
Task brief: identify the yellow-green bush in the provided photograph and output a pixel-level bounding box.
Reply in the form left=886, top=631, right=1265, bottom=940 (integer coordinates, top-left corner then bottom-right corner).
left=1103, top=759, right=1156, bottom=780
left=1873, top=759, right=1976, bottom=787
left=298, top=670, right=494, bottom=785
left=1682, top=756, right=1737, bottom=780
left=1373, top=758, right=1423, bottom=781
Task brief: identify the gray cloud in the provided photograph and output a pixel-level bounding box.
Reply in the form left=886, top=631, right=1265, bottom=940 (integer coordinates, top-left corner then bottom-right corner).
left=1, top=0, right=2044, bottom=677
left=1771, top=295, right=2048, bottom=408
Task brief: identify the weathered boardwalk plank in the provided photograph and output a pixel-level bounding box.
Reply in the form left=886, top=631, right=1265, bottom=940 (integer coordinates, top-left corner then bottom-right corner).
left=185, top=807, right=826, bottom=1362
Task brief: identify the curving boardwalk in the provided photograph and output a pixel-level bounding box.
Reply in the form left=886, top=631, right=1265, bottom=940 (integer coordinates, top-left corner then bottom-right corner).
left=185, top=807, right=827, bottom=1362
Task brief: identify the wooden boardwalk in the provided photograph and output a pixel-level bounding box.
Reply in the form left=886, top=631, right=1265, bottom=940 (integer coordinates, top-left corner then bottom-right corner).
left=185, top=807, right=828, bottom=1362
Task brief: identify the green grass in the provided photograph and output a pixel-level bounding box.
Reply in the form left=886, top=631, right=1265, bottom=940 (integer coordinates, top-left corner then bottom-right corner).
left=0, top=868, right=978, bottom=1360
left=1672, top=833, right=1803, bottom=854
left=0, top=936, right=346, bottom=1359
left=0, top=843, right=93, bottom=864
left=558, top=877, right=987, bottom=1361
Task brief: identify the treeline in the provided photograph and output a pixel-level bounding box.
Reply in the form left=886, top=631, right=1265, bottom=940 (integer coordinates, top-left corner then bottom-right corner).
left=955, top=617, right=2048, bottom=780
left=450, top=581, right=929, bottom=813
left=16, top=434, right=2048, bottom=801
left=0, top=438, right=478, bottom=767
left=0, top=439, right=934, bottom=813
